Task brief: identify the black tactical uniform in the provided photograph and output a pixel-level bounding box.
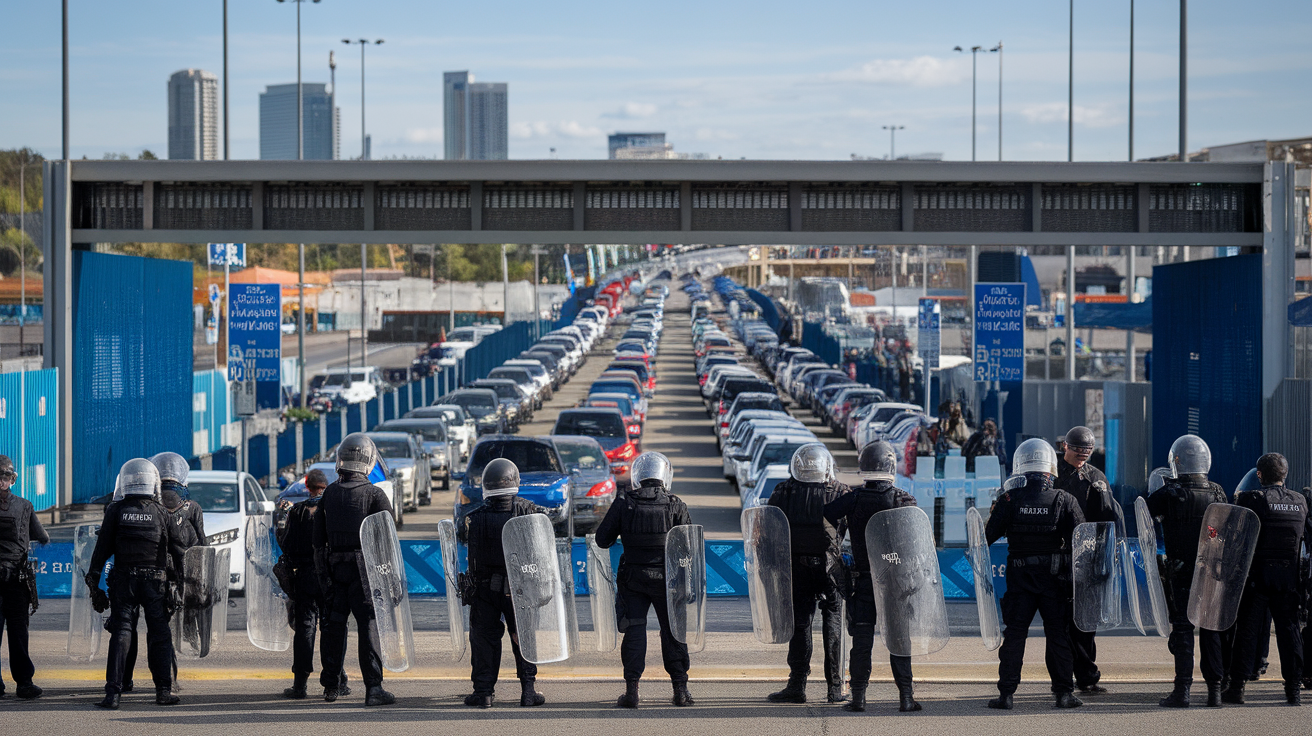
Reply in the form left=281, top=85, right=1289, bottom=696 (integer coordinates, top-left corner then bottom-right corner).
left=766, top=477, right=851, bottom=702
left=1224, top=481, right=1312, bottom=704
left=311, top=471, right=393, bottom=701
left=824, top=479, right=917, bottom=710
left=278, top=496, right=347, bottom=698
left=88, top=493, right=187, bottom=707
left=0, top=457, right=48, bottom=700
left=595, top=484, right=694, bottom=702
left=463, top=493, right=543, bottom=705
left=1146, top=474, right=1228, bottom=706
left=985, top=473, right=1086, bottom=708
left=1054, top=454, right=1116, bottom=692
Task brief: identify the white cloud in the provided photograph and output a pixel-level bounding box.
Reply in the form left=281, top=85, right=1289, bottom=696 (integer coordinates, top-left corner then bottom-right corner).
left=603, top=102, right=658, bottom=119
left=694, top=128, right=740, bottom=142
left=404, top=127, right=443, bottom=144
left=510, top=121, right=603, bottom=139
left=828, top=56, right=968, bottom=87
left=1021, top=102, right=1123, bottom=128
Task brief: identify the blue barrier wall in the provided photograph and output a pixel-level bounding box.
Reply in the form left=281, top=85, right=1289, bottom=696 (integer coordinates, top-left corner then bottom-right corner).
left=0, top=368, right=60, bottom=511
left=192, top=370, right=229, bottom=456
left=462, top=321, right=535, bottom=385
left=72, top=252, right=193, bottom=503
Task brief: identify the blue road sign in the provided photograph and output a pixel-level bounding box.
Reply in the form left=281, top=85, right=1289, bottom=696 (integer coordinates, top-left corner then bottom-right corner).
left=208, top=242, right=246, bottom=267
left=228, top=283, right=282, bottom=408
left=973, top=283, right=1026, bottom=382
left=918, top=298, right=941, bottom=369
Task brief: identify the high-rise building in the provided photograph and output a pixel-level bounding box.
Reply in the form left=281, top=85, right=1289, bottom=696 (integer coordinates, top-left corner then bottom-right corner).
left=259, top=83, right=340, bottom=160
left=608, top=132, right=665, bottom=159
left=444, top=71, right=508, bottom=160
left=167, top=69, right=219, bottom=160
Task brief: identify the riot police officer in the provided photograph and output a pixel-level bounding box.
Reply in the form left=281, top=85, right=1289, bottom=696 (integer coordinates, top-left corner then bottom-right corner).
left=823, top=441, right=918, bottom=712
left=0, top=454, right=47, bottom=700
left=985, top=438, right=1086, bottom=710
left=1222, top=453, right=1312, bottom=705
left=312, top=433, right=396, bottom=706
left=765, top=443, right=851, bottom=704
left=86, top=459, right=187, bottom=709
left=462, top=457, right=547, bottom=709
left=277, top=469, right=348, bottom=699
left=1054, top=425, right=1117, bottom=694
left=595, top=452, right=694, bottom=708
left=1145, top=435, right=1228, bottom=708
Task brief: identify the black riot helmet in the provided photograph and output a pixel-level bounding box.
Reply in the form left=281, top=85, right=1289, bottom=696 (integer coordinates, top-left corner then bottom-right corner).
left=858, top=441, right=897, bottom=482
left=0, top=454, right=15, bottom=485
left=481, top=458, right=520, bottom=497
left=336, top=433, right=379, bottom=476
left=1065, top=426, right=1095, bottom=452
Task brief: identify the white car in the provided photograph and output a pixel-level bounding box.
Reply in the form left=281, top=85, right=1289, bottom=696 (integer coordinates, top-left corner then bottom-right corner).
left=730, top=431, right=817, bottom=484
left=434, top=340, right=476, bottom=368
left=855, top=402, right=924, bottom=452
left=742, top=465, right=791, bottom=507
left=722, top=418, right=808, bottom=477
left=315, top=366, right=384, bottom=404
left=185, top=470, right=277, bottom=591
left=306, top=461, right=402, bottom=528
left=739, top=438, right=818, bottom=496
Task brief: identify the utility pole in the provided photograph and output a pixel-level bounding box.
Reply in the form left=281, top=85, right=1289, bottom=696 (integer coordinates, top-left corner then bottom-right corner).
left=1068, top=0, right=1075, bottom=162
left=1128, top=0, right=1135, bottom=162
left=1179, top=0, right=1187, bottom=162
left=223, top=0, right=230, bottom=159
left=994, top=42, right=1003, bottom=160
left=882, top=125, right=904, bottom=160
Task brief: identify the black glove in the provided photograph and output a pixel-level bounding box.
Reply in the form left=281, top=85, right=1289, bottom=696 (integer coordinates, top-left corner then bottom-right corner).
left=89, top=587, right=110, bottom=613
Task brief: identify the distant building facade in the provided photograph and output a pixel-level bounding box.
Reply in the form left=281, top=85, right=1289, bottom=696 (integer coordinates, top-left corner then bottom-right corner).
left=259, top=83, right=339, bottom=160
left=167, top=69, right=219, bottom=160
left=444, top=71, right=508, bottom=160
left=608, top=132, right=666, bottom=159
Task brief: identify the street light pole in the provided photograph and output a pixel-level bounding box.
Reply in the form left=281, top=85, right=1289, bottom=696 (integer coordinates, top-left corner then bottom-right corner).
left=881, top=125, right=904, bottom=160
left=1069, top=0, right=1075, bottom=162
left=62, top=0, right=69, bottom=161
left=342, top=39, right=384, bottom=159
left=1179, top=0, right=1187, bottom=162
left=1128, top=0, right=1134, bottom=162
left=953, top=46, right=983, bottom=161
left=223, top=0, right=229, bottom=160
left=992, top=42, right=1003, bottom=160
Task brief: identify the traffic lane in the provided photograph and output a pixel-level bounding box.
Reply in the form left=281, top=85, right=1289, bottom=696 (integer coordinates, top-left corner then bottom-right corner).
left=7, top=680, right=1307, bottom=736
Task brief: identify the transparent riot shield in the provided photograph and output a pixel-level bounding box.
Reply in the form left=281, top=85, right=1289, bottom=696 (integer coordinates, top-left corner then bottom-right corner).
left=1072, top=522, right=1122, bottom=632
left=244, top=514, right=292, bottom=652
left=361, top=511, right=416, bottom=672
left=965, top=507, right=1002, bottom=651
left=586, top=534, right=618, bottom=653
left=556, top=536, right=581, bottom=657
left=1188, top=503, right=1261, bottom=631
left=865, top=506, right=950, bottom=656
left=68, top=524, right=104, bottom=661
left=665, top=524, right=707, bottom=654
left=741, top=506, right=793, bottom=644
left=174, top=546, right=219, bottom=659
left=1133, top=496, right=1170, bottom=637
left=212, top=548, right=231, bottom=648
left=437, top=519, right=467, bottom=661
left=839, top=596, right=851, bottom=696
left=502, top=514, right=570, bottom=664
left=1118, top=537, right=1146, bottom=635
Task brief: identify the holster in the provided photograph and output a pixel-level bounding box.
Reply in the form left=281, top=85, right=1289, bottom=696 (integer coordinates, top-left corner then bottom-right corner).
left=272, top=554, right=293, bottom=595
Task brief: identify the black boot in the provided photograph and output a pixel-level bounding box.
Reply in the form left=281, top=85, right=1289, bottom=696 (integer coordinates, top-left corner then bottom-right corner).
left=1159, top=683, right=1190, bottom=708
left=767, top=674, right=807, bottom=703
left=672, top=682, right=694, bottom=707
left=616, top=679, right=639, bottom=709
left=464, top=692, right=494, bottom=708
left=156, top=687, right=180, bottom=706
left=284, top=675, right=309, bottom=699
left=1286, top=683, right=1302, bottom=706
left=827, top=684, right=849, bottom=703
left=323, top=687, right=339, bottom=703
left=1078, top=683, right=1107, bottom=694
left=520, top=680, right=545, bottom=707
left=15, top=683, right=42, bottom=700
left=843, top=686, right=866, bottom=712
left=1221, top=682, right=1245, bottom=704
left=96, top=692, right=121, bottom=710
left=339, top=675, right=352, bottom=697
left=1207, top=683, right=1223, bottom=707
left=365, top=685, right=395, bottom=706
left=121, top=681, right=133, bottom=693
left=987, top=693, right=1013, bottom=710
left=899, top=687, right=922, bottom=712
left=1054, top=692, right=1083, bottom=709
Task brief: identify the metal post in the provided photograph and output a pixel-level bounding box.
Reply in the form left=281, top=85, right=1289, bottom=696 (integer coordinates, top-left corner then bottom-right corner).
left=1179, top=0, right=1187, bottom=162
left=223, top=0, right=229, bottom=160
left=62, top=0, right=69, bottom=161
left=449, top=247, right=455, bottom=335
left=921, top=244, right=927, bottom=296
left=502, top=244, right=509, bottom=324
left=1128, top=0, right=1134, bottom=162
left=534, top=248, right=541, bottom=331
left=1126, top=246, right=1136, bottom=381
left=1066, top=247, right=1076, bottom=379
left=361, top=41, right=367, bottom=159
left=1068, top=0, right=1075, bottom=162
left=296, top=0, right=303, bottom=161
left=298, top=244, right=306, bottom=406
left=997, top=42, right=1003, bottom=161
left=971, top=49, right=978, bottom=162
left=361, top=243, right=368, bottom=364
left=19, top=163, right=25, bottom=351
left=224, top=259, right=230, bottom=370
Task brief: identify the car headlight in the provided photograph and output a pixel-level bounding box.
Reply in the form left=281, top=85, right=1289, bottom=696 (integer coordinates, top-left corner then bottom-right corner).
left=397, top=466, right=413, bottom=479
left=207, top=528, right=238, bottom=545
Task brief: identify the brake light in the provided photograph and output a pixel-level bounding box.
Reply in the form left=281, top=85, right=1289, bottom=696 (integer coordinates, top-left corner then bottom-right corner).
left=627, top=424, right=641, bottom=435
left=699, top=375, right=708, bottom=386
left=587, top=477, right=616, bottom=497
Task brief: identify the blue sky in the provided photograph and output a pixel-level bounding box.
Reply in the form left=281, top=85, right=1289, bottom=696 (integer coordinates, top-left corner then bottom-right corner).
left=3, top=0, right=1309, bottom=162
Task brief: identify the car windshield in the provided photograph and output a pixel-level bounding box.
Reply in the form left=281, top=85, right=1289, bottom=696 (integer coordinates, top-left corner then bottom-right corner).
left=609, top=363, right=648, bottom=381
left=477, top=383, right=520, bottom=400
left=590, top=381, right=639, bottom=399
left=369, top=437, right=413, bottom=457
left=589, top=396, right=634, bottom=415
left=756, top=442, right=808, bottom=471
left=468, top=441, right=561, bottom=479
left=445, top=393, right=496, bottom=416
left=490, top=369, right=531, bottom=383
left=380, top=422, right=446, bottom=441
left=554, top=412, right=626, bottom=438
left=554, top=440, right=606, bottom=471
left=733, top=396, right=783, bottom=413
left=873, top=406, right=911, bottom=423
left=189, top=481, right=240, bottom=513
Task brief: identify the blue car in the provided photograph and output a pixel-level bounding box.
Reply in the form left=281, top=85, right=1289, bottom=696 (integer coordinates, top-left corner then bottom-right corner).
left=455, top=435, right=573, bottom=538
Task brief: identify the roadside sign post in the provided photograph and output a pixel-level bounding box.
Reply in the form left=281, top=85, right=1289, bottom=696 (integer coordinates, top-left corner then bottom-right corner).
left=917, top=298, right=940, bottom=413
left=973, top=283, right=1026, bottom=446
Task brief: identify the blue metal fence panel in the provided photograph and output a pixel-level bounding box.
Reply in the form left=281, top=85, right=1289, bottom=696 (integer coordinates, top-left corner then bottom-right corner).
left=745, top=289, right=781, bottom=333
left=463, top=321, right=534, bottom=384
left=72, top=252, right=192, bottom=503
left=276, top=425, right=297, bottom=472
left=1152, top=255, right=1263, bottom=494
left=0, top=369, right=59, bottom=511
left=326, top=411, right=343, bottom=450
left=191, top=370, right=229, bottom=456
left=247, top=434, right=270, bottom=481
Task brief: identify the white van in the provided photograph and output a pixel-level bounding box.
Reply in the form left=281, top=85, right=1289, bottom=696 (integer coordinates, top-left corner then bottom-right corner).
left=315, top=366, right=385, bottom=404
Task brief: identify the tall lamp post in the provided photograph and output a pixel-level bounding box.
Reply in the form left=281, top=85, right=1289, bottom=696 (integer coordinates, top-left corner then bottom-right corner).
left=991, top=42, right=1002, bottom=160
left=277, top=0, right=320, bottom=406
left=953, top=45, right=993, bottom=161
left=881, top=125, right=904, bottom=160
left=341, top=38, right=384, bottom=160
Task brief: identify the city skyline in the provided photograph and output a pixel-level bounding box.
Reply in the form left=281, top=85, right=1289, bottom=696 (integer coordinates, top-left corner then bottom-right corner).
left=444, top=71, right=508, bottom=161
left=3, top=0, right=1310, bottom=161
left=167, top=69, right=218, bottom=160
left=258, top=83, right=339, bottom=160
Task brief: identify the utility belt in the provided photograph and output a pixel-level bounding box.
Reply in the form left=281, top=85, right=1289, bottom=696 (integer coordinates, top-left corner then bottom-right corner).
left=0, top=560, right=21, bottom=584
left=459, top=567, right=509, bottom=600
left=328, top=550, right=360, bottom=564
left=122, top=566, right=168, bottom=581
left=1008, top=553, right=1070, bottom=575
left=794, top=554, right=827, bottom=567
